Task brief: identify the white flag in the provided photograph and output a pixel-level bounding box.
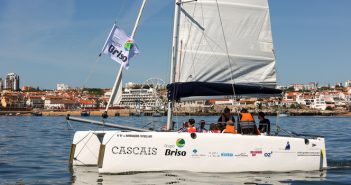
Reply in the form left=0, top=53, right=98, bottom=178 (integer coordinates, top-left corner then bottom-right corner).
left=101, top=24, right=139, bottom=69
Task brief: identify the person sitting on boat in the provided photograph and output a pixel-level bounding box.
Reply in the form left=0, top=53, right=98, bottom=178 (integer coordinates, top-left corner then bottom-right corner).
left=197, top=120, right=208, bottom=133
left=209, top=123, right=221, bottom=133
left=237, top=109, right=260, bottom=135
left=258, top=112, right=271, bottom=135
left=187, top=118, right=197, bottom=133
left=178, top=122, right=189, bottom=132
left=222, top=120, right=237, bottom=134
left=217, top=107, right=235, bottom=131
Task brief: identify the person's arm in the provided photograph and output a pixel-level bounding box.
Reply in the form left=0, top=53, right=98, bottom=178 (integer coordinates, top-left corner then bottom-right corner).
left=217, top=116, right=222, bottom=123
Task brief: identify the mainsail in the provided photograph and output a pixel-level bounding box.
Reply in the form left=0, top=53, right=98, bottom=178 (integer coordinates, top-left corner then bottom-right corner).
left=167, top=0, right=281, bottom=100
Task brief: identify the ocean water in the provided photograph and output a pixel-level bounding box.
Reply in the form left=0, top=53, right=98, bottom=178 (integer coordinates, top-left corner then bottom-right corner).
left=0, top=115, right=350, bottom=185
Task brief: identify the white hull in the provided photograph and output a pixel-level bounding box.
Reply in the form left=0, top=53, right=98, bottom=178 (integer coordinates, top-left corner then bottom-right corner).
left=70, top=131, right=327, bottom=174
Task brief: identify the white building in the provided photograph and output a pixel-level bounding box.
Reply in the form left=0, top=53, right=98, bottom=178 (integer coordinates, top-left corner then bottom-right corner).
left=57, top=83, right=70, bottom=91
left=345, top=80, right=351, bottom=87
left=5, top=73, right=20, bottom=91
left=119, top=88, right=164, bottom=110
left=310, top=95, right=327, bottom=110
left=0, top=78, right=3, bottom=91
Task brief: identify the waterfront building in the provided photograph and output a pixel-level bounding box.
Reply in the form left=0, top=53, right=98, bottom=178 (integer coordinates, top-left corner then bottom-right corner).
left=57, top=83, right=70, bottom=91
left=5, top=73, right=20, bottom=91
left=119, top=88, right=164, bottom=110
left=0, top=92, right=25, bottom=108
left=176, top=100, right=210, bottom=113
left=44, top=97, right=76, bottom=109
left=26, top=96, right=44, bottom=108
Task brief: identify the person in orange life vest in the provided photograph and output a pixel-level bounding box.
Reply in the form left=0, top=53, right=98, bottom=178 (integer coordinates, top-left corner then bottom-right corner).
left=217, top=107, right=235, bottom=131
left=237, top=109, right=260, bottom=135
left=197, top=120, right=208, bottom=133
left=178, top=122, right=189, bottom=132
left=209, top=123, right=221, bottom=133
left=222, top=120, right=237, bottom=134
left=187, top=118, right=197, bottom=133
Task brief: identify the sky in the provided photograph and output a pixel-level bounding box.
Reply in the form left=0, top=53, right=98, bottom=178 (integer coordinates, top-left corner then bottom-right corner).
left=0, top=0, right=350, bottom=89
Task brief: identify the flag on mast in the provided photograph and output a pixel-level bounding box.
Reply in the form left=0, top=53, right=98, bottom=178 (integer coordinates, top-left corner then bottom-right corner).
left=101, top=24, right=139, bottom=69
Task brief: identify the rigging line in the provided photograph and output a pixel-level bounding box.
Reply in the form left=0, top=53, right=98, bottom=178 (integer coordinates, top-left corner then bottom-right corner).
left=66, top=119, right=75, bottom=132
left=215, top=0, right=239, bottom=108
left=73, top=157, right=87, bottom=166
left=74, top=132, right=95, bottom=158
left=189, top=2, right=199, bottom=79
left=187, top=1, right=206, bottom=81
left=82, top=55, right=102, bottom=89
left=74, top=131, right=92, bottom=145
left=180, top=2, right=199, bottom=81
left=178, top=1, right=197, bottom=81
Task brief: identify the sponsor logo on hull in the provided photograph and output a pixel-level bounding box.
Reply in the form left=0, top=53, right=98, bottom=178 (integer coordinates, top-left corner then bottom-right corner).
left=297, top=152, right=320, bottom=156
left=250, top=149, right=263, bottom=157
left=191, top=149, right=206, bottom=158
left=221, top=152, right=234, bottom=157
left=164, top=138, right=187, bottom=156
left=176, top=138, right=185, bottom=148
left=264, top=151, right=273, bottom=157
left=115, top=134, right=153, bottom=138
left=235, top=153, right=249, bottom=157
left=165, top=149, right=186, bottom=156
left=112, top=146, right=157, bottom=155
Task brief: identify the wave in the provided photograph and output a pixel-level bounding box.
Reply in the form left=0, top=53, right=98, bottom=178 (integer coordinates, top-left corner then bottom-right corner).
left=327, top=159, right=351, bottom=170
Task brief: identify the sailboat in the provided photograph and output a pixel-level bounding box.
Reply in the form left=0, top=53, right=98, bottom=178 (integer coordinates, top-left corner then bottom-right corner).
left=67, top=0, right=327, bottom=173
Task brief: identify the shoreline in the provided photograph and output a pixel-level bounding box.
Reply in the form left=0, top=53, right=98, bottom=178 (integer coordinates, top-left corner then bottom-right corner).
left=0, top=109, right=350, bottom=117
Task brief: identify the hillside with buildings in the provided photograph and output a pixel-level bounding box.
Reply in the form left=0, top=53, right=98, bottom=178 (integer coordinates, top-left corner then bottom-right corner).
left=0, top=73, right=350, bottom=116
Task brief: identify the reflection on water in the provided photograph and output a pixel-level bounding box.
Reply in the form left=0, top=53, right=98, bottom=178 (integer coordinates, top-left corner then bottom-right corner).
left=72, top=166, right=327, bottom=185
left=1, top=116, right=351, bottom=184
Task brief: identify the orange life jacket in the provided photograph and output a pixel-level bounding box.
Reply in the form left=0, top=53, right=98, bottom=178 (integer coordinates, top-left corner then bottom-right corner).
left=223, top=125, right=237, bottom=134
left=240, top=113, right=255, bottom=122
left=187, top=126, right=197, bottom=133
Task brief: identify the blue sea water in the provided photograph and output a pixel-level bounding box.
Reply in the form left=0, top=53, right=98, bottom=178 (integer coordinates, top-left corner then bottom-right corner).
left=0, top=115, right=351, bottom=185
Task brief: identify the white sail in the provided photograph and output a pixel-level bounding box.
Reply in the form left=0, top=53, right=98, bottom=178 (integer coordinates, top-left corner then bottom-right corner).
left=174, top=0, right=276, bottom=88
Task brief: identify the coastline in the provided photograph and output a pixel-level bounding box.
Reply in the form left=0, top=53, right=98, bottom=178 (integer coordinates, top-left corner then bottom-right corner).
left=0, top=109, right=350, bottom=117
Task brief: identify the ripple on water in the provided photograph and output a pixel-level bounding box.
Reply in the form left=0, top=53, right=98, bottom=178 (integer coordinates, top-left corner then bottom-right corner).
left=0, top=116, right=351, bottom=185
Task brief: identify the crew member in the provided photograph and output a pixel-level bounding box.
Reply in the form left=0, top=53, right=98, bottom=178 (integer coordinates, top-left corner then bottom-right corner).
left=222, top=120, right=237, bottom=134
left=197, top=120, right=208, bottom=133
left=217, top=107, right=235, bottom=131
left=258, top=112, right=271, bottom=135
left=187, top=118, right=197, bottom=133
left=238, top=109, right=259, bottom=135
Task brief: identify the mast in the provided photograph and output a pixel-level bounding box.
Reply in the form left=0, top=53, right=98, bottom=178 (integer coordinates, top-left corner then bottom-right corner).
left=166, top=0, right=182, bottom=130
left=104, top=0, right=147, bottom=114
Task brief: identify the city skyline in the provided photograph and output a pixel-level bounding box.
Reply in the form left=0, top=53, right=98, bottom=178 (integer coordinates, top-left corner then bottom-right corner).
left=0, top=0, right=350, bottom=89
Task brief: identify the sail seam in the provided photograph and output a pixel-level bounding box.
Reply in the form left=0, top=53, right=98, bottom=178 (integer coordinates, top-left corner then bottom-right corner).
left=215, top=0, right=237, bottom=102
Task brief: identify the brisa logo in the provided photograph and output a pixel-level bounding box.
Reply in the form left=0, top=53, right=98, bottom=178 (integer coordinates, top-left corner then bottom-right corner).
left=124, top=39, right=134, bottom=51
left=176, top=138, right=185, bottom=148
left=165, top=138, right=186, bottom=156
left=165, top=149, right=186, bottom=156
left=108, top=45, right=128, bottom=62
